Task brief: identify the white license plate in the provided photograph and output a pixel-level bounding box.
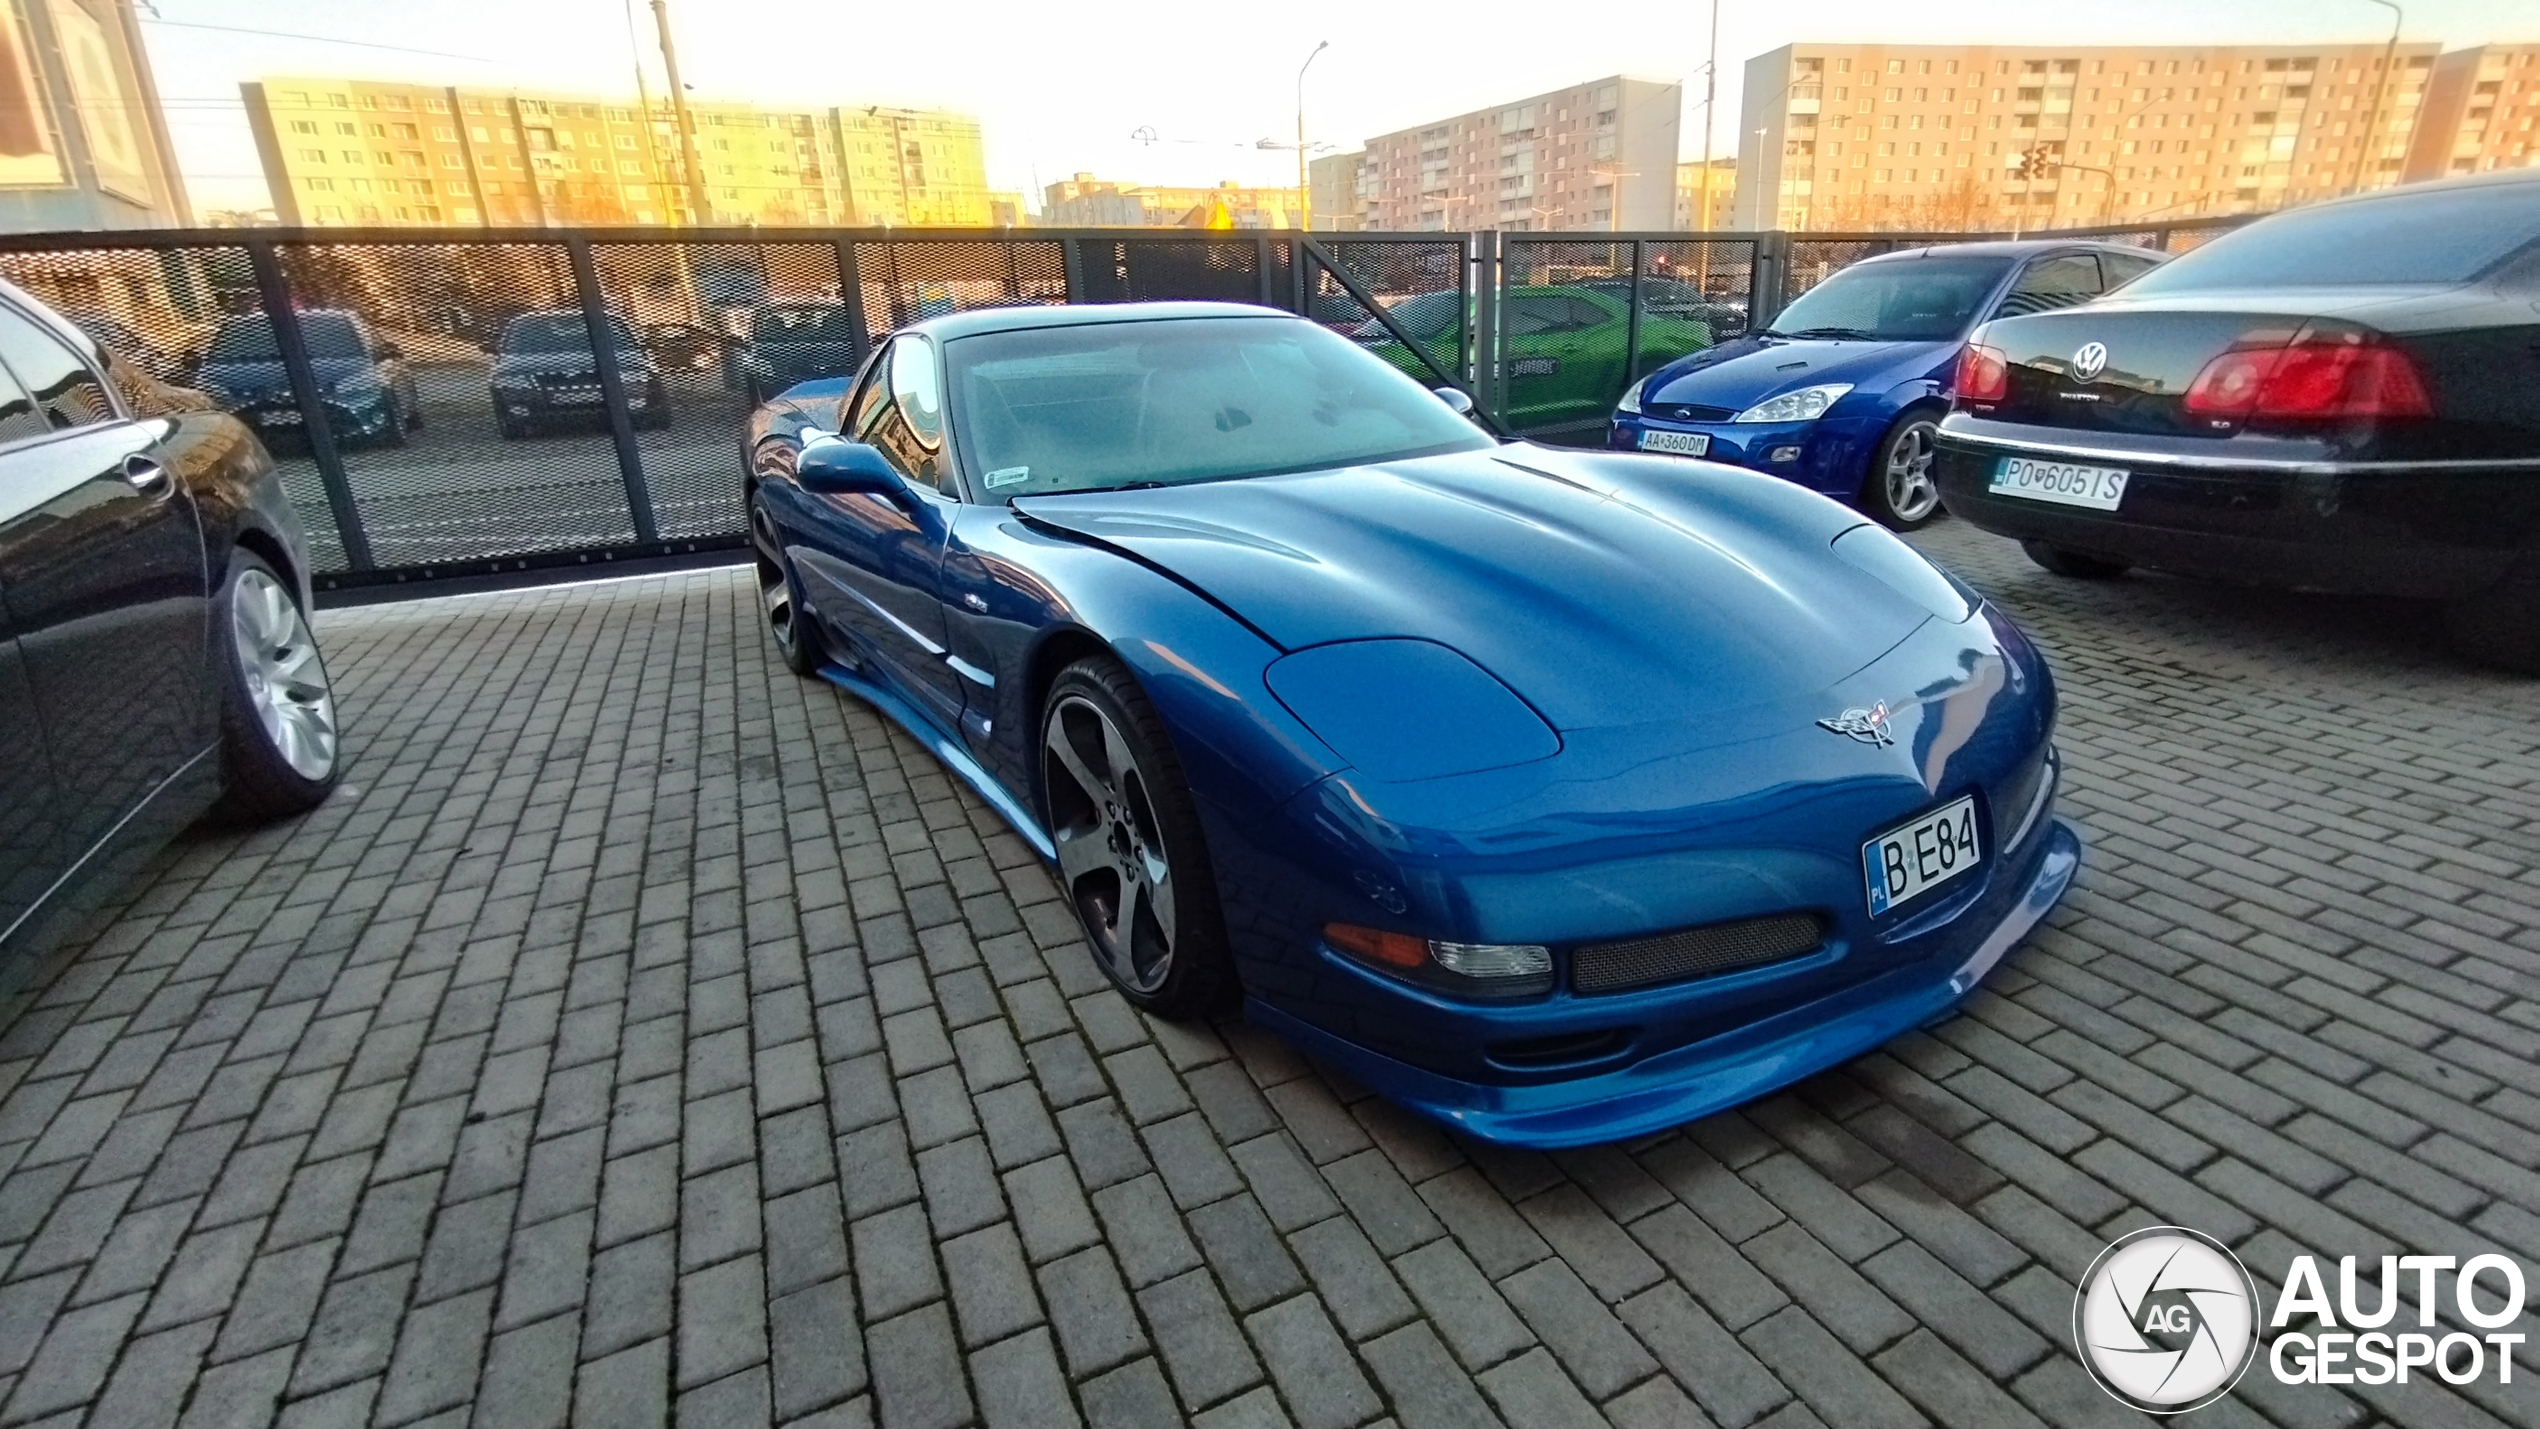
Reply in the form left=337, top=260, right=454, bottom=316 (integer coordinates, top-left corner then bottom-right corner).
left=552, top=391, right=602, bottom=405
left=1864, top=795, right=1982, bottom=916
left=261, top=409, right=302, bottom=424
left=1991, top=455, right=2128, bottom=511
left=1640, top=429, right=1710, bottom=457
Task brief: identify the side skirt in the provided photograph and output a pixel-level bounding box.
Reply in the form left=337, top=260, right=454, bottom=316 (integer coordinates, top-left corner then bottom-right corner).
left=814, top=662, right=1056, bottom=862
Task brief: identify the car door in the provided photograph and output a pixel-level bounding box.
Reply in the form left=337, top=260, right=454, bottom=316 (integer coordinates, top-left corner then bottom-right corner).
left=788, top=332, right=967, bottom=730
left=0, top=301, right=211, bottom=871
left=1500, top=295, right=1587, bottom=428
left=0, top=446, right=68, bottom=948
left=1991, top=253, right=2106, bottom=319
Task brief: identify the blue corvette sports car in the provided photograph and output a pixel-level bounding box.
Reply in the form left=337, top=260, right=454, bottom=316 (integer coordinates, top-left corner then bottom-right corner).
left=1611, top=240, right=2164, bottom=530
left=744, top=301, right=2081, bottom=1148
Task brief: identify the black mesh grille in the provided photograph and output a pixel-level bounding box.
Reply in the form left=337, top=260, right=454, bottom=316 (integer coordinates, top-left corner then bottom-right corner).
left=1649, top=403, right=1737, bottom=423
left=1570, top=912, right=1826, bottom=995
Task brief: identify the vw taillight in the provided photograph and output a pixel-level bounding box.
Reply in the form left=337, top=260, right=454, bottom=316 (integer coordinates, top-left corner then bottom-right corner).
left=1954, top=343, right=2009, bottom=406
left=2183, top=323, right=2432, bottom=425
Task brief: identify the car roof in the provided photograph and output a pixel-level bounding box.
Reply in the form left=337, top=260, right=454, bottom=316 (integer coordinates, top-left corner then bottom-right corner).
left=911, top=300, right=1292, bottom=342
left=1856, top=239, right=2155, bottom=263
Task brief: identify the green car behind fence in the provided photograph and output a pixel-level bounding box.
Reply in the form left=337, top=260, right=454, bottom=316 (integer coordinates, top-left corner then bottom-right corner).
left=1357, top=285, right=1712, bottom=431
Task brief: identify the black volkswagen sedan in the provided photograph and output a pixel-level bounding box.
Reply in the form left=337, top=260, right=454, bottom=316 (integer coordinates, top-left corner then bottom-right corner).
left=0, top=280, right=339, bottom=974
left=1932, top=170, right=2540, bottom=669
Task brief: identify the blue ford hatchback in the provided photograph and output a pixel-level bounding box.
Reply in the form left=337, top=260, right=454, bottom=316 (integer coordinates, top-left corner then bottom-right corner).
left=1609, top=240, right=2163, bottom=528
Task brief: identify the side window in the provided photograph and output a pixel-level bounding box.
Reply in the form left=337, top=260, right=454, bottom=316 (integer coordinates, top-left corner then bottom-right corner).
left=0, top=359, right=44, bottom=445
left=0, top=307, right=115, bottom=432
left=1503, top=296, right=1570, bottom=338
left=2101, top=251, right=2162, bottom=289
left=853, top=336, right=945, bottom=492
left=1996, top=255, right=2103, bottom=317
left=1566, top=297, right=1615, bottom=331
left=847, top=347, right=893, bottom=440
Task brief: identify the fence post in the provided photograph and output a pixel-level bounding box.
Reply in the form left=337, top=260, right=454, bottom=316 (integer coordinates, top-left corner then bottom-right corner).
left=246, top=240, right=372, bottom=571
left=1060, top=238, right=1085, bottom=304
left=1472, top=231, right=1501, bottom=426
left=565, top=236, right=659, bottom=546
left=1287, top=236, right=1306, bottom=314
left=1254, top=235, right=1276, bottom=308
left=1751, top=230, right=1790, bottom=329
left=1622, top=237, right=1647, bottom=388
left=832, top=238, right=871, bottom=368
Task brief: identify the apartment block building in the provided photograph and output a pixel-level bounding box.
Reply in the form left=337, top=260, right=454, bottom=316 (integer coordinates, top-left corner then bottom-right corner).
left=1308, top=150, right=1365, bottom=230
left=1734, top=42, right=2443, bottom=231
left=1359, top=76, right=1681, bottom=231
left=243, top=77, right=991, bottom=228
left=2406, top=44, right=2540, bottom=180
left=1039, top=174, right=1301, bottom=228
left=1674, top=158, right=1737, bottom=231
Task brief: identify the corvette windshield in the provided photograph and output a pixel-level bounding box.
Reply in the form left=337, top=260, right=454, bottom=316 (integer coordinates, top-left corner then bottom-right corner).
left=945, top=316, right=1492, bottom=497
left=1764, top=256, right=2013, bottom=341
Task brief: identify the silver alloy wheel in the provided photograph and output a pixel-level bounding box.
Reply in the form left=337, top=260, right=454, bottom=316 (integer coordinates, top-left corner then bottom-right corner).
left=1044, top=694, right=1176, bottom=994
left=1884, top=420, right=1942, bottom=523
left=753, top=509, right=798, bottom=654
left=231, top=567, right=337, bottom=780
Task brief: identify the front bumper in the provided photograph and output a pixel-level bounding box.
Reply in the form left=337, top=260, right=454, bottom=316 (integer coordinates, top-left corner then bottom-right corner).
left=1609, top=413, right=1879, bottom=500
left=1252, top=810, right=2081, bottom=1149
left=1933, top=420, right=2540, bottom=600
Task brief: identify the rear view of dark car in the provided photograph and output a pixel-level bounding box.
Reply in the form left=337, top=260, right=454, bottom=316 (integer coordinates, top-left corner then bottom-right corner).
left=489, top=310, right=671, bottom=439
left=192, top=309, right=419, bottom=449
left=1932, top=171, right=2540, bottom=668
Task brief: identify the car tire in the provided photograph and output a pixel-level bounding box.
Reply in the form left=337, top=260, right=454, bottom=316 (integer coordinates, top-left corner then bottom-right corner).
left=495, top=410, right=524, bottom=440
left=212, top=549, right=340, bottom=821
left=1042, top=655, right=1236, bottom=1019
left=2444, top=560, right=2540, bottom=675
left=2021, top=539, right=2132, bottom=579
left=752, top=499, right=825, bottom=678
left=1861, top=411, right=1943, bottom=530
left=377, top=398, right=408, bottom=448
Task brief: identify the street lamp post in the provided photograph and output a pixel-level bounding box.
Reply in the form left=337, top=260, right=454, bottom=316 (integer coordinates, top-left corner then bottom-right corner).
left=1297, top=41, right=1328, bottom=230
left=2352, top=0, right=2404, bottom=196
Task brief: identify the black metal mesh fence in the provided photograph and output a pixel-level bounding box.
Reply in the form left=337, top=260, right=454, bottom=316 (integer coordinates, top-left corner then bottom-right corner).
left=277, top=241, right=643, bottom=568
left=0, top=218, right=2243, bottom=589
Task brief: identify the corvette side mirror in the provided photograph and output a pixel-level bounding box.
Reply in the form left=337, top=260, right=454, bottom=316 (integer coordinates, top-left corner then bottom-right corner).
left=796, top=436, right=903, bottom=497
left=1433, top=386, right=1476, bottom=417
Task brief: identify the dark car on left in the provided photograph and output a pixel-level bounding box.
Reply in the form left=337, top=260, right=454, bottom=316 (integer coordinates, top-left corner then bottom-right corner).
left=191, top=308, right=421, bottom=449
left=0, top=278, right=341, bottom=973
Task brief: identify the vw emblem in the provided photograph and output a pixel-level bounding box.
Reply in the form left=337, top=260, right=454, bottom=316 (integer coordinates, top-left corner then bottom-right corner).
left=2072, top=341, right=2110, bottom=381
left=2073, top=1226, right=2260, bottom=1414
left=1817, top=701, right=1895, bottom=746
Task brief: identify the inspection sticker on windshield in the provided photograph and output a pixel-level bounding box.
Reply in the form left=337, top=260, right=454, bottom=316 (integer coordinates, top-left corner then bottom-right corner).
left=1639, top=430, right=1709, bottom=457
left=984, top=466, right=1031, bottom=489
left=1864, top=795, right=1980, bottom=916
left=1991, top=456, right=2128, bottom=511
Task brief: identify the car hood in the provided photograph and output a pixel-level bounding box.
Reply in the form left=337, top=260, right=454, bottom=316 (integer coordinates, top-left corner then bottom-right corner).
left=492, top=350, right=657, bottom=379
left=1012, top=445, right=1937, bottom=732
left=196, top=356, right=373, bottom=393
left=1642, top=334, right=1949, bottom=411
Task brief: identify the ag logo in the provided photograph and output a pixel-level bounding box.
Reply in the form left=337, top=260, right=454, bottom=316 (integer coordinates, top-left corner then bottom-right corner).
left=2074, top=1227, right=2260, bottom=1414
left=2072, top=341, right=2109, bottom=381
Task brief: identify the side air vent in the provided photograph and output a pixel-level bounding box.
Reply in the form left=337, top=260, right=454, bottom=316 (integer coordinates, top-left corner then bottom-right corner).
left=1570, top=912, right=1827, bottom=995
left=1485, top=1027, right=1634, bottom=1069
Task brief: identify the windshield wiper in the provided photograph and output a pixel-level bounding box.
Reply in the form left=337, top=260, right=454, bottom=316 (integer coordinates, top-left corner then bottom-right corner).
left=1765, top=326, right=1879, bottom=341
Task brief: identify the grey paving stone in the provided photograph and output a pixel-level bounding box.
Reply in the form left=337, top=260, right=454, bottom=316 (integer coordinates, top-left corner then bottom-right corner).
left=1246, top=1295, right=1383, bottom=1429
left=1361, top=1321, right=1506, bottom=1429
left=583, top=1230, right=675, bottom=1360
left=1618, top=1282, right=1790, bottom=1429
left=377, top=1287, right=493, bottom=1426
left=1288, top=1216, right=1416, bottom=1341
left=764, top=1183, right=850, bottom=1297
left=866, top=1302, right=973, bottom=1429
left=1497, top=1259, right=1659, bottom=1400
left=916, top=1134, right=1007, bottom=1237
left=677, top=1253, right=770, bottom=1391
left=850, top=1202, right=941, bottom=1320
left=1514, top=1184, right=1663, bottom=1302
left=1140, top=1267, right=1264, bottom=1410
left=1475, top=1346, right=1605, bottom=1429
left=770, top=1277, right=867, bottom=1420
left=1187, top=1194, right=1306, bottom=1312
left=292, top=1263, right=416, bottom=1396
left=942, top=1221, right=1044, bottom=1348
left=1037, top=1245, right=1148, bottom=1377
left=475, top=1312, right=580, bottom=1429
left=1739, top=1306, right=1924, bottom=1429
left=86, top=1317, right=216, bottom=1429
left=1227, top=1133, right=1340, bottom=1233
left=9, top=1288, right=145, bottom=1419
left=971, top=1327, right=1078, bottom=1429
left=1140, top=1112, right=1243, bottom=1209
left=1393, top=1238, right=1533, bottom=1371
left=574, top=1338, right=668, bottom=1429
left=1003, top=1155, right=1100, bottom=1264
left=1080, top=1357, right=1179, bottom=1429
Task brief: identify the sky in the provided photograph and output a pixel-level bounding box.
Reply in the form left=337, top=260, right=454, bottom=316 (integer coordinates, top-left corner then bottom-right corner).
left=140, top=0, right=2536, bottom=217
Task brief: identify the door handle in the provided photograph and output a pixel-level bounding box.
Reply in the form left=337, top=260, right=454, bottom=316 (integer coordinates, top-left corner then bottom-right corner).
left=121, top=454, right=172, bottom=496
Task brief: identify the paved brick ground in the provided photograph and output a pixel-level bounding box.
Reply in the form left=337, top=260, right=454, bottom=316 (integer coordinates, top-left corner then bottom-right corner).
left=1, top=519, right=2537, bottom=1429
